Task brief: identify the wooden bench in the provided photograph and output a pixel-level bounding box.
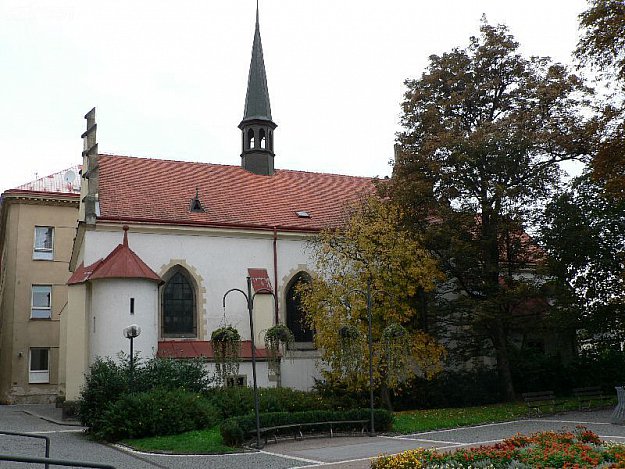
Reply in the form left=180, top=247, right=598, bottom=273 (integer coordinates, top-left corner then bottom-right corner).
left=252, top=419, right=369, bottom=445
left=573, top=386, right=614, bottom=411
left=522, top=391, right=564, bottom=417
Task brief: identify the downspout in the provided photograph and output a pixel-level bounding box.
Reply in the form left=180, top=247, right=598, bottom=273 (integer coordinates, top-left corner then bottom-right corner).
left=273, top=226, right=279, bottom=324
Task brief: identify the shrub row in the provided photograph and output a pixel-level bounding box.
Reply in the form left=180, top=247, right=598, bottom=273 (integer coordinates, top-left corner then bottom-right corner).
left=220, top=408, right=393, bottom=446
left=204, top=386, right=331, bottom=419
left=79, top=356, right=213, bottom=427
left=92, top=389, right=219, bottom=441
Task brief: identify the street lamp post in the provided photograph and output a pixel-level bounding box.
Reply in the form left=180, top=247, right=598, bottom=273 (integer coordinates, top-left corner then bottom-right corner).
left=223, top=277, right=275, bottom=449
left=123, top=324, right=141, bottom=391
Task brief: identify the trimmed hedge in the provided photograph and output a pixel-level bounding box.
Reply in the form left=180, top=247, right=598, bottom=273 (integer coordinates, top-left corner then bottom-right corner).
left=220, top=408, right=393, bottom=446
left=205, top=386, right=330, bottom=419
left=93, top=388, right=219, bottom=441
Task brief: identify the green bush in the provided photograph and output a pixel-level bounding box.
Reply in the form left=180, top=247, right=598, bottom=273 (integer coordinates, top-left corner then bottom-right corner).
left=205, top=386, right=330, bottom=419
left=78, top=356, right=214, bottom=428
left=220, top=408, right=393, bottom=446
left=509, top=348, right=625, bottom=395
left=137, top=357, right=213, bottom=393
left=93, top=389, right=219, bottom=441
left=79, top=357, right=128, bottom=427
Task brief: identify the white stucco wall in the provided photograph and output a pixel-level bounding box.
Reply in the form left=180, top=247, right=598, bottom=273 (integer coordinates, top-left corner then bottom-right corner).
left=90, top=278, right=159, bottom=362
left=83, top=228, right=313, bottom=341
left=280, top=354, right=322, bottom=390
left=81, top=226, right=320, bottom=389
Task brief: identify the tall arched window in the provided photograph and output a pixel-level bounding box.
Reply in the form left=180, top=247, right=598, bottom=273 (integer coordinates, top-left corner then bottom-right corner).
left=162, top=269, right=196, bottom=337
left=286, top=272, right=313, bottom=344
left=247, top=129, right=255, bottom=149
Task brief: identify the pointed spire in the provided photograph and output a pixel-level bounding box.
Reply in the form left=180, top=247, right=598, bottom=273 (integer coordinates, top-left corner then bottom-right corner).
left=242, top=1, right=272, bottom=122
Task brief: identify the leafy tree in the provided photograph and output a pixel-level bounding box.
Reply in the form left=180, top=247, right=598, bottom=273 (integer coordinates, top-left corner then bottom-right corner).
left=575, top=0, right=625, bottom=197
left=540, top=173, right=625, bottom=349
left=390, top=20, right=592, bottom=400
left=576, top=0, right=625, bottom=81
left=299, top=196, right=446, bottom=408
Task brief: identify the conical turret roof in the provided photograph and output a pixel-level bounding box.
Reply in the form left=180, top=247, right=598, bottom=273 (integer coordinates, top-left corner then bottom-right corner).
left=242, top=5, right=272, bottom=122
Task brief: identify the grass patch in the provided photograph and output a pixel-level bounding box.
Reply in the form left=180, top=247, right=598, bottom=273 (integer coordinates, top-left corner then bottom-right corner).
left=121, top=426, right=237, bottom=454
left=392, top=397, right=616, bottom=434
left=393, top=401, right=528, bottom=433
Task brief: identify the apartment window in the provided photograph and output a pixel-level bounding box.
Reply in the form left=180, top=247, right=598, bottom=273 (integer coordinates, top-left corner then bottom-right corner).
left=33, top=227, right=54, bottom=260
left=29, top=348, right=49, bottom=383
left=31, top=286, right=52, bottom=319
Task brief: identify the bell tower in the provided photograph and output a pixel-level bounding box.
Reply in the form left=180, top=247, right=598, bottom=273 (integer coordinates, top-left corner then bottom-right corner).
left=239, top=3, right=277, bottom=176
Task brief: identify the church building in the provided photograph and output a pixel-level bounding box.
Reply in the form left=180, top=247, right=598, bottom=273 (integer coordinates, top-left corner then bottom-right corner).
left=60, top=8, right=373, bottom=400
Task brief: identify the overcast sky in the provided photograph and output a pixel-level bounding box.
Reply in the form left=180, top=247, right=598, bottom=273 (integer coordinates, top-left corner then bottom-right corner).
left=0, top=0, right=588, bottom=194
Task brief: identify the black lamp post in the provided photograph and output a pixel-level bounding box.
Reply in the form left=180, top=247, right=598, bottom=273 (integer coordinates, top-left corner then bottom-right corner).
left=123, top=324, right=141, bottom=390
left=223, top=277, right=275, bottom=449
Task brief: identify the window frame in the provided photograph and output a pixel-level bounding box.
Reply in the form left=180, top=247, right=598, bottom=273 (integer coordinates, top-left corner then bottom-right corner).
left=29, top=348, right=50, bottom=384
left=33, top=226, right=54, bottom=260
left=161, top=269, right=197, bottom=338
left=286, top=272, right=315, bottom=348
left=31, top=285, right=52, bottom=319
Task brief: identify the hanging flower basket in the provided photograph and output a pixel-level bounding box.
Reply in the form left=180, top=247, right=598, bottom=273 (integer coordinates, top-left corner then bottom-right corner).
left=338, top=324, right=362, bottom=377
left=264, top=324, right=295, bottom=368
left=211, top=325, right=241, bottom=386
left=381, top=323, right=410, bottom=387
left=339, top=324, right=360, bottom=340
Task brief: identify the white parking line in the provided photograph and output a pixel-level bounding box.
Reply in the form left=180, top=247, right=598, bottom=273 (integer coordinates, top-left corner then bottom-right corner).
left=289, top=454, right=375, bottom=468
left=259, top=449, right=324, bottom=465
left=26, top=430, right=84, bottom=434
left=113, top=444, right=255, bottom=458
left=392, top=436, right=467, bottom=445
left=530, top=418, right=613, bottom=425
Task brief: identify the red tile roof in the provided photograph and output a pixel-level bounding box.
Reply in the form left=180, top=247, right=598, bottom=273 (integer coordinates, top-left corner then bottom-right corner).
left=97, top=155, right=374, bottom=231
left=157, top=340, right=273, bottom=360
left=248, top=268, right=273, bottom=294
left=68, top=227, right=162, bottom=285
left=67, top=259, right=103, bottom=285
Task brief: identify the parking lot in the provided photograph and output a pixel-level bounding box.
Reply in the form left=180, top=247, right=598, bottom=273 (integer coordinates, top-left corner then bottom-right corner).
left=1, top=405, right=624, bottom=468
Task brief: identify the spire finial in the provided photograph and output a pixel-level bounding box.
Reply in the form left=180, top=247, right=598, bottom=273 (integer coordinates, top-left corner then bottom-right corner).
left=122, top=225, right=129, bottom=247
left=256, top=0, right=259, bottom=26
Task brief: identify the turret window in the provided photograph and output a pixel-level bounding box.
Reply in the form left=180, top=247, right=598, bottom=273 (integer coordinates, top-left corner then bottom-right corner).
left=247, top=129, right=255, bottom=149
left=259, top=129, right=266, bottom=149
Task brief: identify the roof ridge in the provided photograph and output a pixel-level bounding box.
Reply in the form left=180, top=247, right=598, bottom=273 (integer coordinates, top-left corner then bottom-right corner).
left=99, top=153, right=375, bottom=179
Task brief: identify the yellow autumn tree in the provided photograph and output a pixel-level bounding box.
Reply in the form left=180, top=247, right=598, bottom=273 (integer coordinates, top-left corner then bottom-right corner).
left=299, top=196, right=446, bottom=405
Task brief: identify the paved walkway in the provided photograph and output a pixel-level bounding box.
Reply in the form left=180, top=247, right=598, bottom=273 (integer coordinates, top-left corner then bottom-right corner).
left=1, top=405, right=624, bottom=468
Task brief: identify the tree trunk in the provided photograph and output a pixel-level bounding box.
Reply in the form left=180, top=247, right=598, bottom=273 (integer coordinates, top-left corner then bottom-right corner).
left=380, top=384, right=394, bottom=411
left=491, top=318, right=516, bottom=401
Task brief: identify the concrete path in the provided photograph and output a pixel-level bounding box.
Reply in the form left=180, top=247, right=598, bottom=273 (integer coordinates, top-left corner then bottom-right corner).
left=1, top=405, right=624, bottom=468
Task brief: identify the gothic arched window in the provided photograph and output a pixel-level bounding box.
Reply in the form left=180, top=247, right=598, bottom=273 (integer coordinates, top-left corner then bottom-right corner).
left=286, top=272, right=313, bottom=344
left=247, top=129, right=255, bottom=149
left=162, top=269, right=196, bottom=337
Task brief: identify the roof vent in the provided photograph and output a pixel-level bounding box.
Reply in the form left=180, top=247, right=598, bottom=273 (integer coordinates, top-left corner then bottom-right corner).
left=190, top=188, right=205, bottom=213
left=296, top=210, right=310, bottom=218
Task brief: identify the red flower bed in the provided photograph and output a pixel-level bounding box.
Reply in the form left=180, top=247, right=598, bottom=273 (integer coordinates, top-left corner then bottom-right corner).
left=373, top=426, right=625, bottom=468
